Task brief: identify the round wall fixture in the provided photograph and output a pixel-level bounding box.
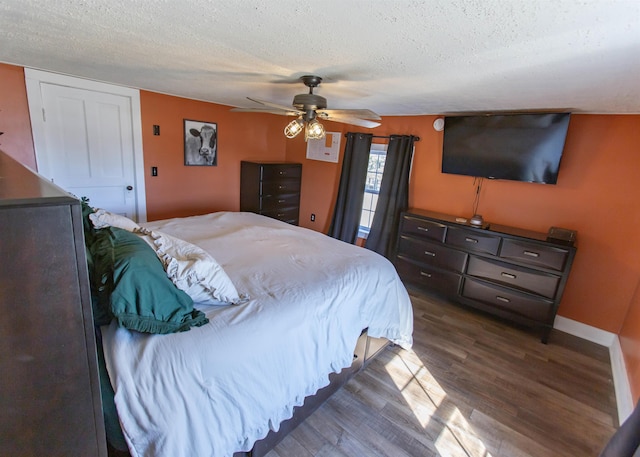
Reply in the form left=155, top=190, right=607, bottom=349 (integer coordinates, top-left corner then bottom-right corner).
left=433, top=118, right=445, bottom=131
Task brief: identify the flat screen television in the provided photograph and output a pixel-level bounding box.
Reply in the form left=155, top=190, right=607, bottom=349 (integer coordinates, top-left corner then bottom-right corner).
left=441, top=112, right=571, bottom=184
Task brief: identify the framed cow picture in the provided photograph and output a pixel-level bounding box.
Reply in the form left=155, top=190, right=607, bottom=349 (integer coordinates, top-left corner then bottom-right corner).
left=184, top=119, right=217, bottom=166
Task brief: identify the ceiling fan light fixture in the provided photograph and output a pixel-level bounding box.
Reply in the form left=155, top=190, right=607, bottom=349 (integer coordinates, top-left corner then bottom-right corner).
left=305, top=119, right=326, bottom=140
left=240, top=74, right=380, bottom=140
left=284, top=118, right=304, bottom=138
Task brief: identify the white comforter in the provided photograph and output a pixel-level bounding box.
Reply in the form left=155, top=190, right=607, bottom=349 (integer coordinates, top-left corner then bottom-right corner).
left=102, top=211, right=413, bottom=457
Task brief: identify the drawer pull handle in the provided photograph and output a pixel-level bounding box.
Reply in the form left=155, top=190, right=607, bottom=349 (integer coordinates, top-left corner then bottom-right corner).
left=523, top=250, right=540, bottom=258
left=279, top=171, right=286, bottom=175
left=277, top=213, right=284, bottom=217
left=424, top=251, right=436, bottom=257
left=496, top=296, right=511, bottom=303
left=501, top=272, right=516, bottom=279
left=420, top=271, right=432, bottom=278
left=278, top=199, right=285, bottom=203
left=417, top=226, right=429, bottom=232
left=278, top=185, right=285, bottom=189
left=465, top=237, right=478, bottom=244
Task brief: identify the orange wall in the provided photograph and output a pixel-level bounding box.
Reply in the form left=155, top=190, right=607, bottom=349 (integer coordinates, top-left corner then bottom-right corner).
left=2, top=61, right=639, bottom=403
left=140, top=91, right=287, bottom=221
left=0, top=63, right=36, bottom=168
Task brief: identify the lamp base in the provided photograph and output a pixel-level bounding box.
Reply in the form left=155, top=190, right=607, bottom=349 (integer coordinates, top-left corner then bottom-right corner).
left=470, top=214, right=484, bottom=227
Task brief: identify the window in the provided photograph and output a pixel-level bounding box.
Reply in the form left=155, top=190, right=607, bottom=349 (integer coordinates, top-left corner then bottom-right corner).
left=359, top=143, right=388, bottom=238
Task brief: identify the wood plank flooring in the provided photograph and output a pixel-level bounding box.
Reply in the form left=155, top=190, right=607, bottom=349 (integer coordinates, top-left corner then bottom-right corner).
left=265, top=291, right=618, bottom=457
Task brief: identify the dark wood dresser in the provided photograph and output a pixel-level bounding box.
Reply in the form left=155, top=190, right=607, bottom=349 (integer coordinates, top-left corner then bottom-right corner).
left=240, top=161, right=302, bottom=225
left=0, top=151, right=107, bottom=456
left=395, top=208, right=576, bottom=343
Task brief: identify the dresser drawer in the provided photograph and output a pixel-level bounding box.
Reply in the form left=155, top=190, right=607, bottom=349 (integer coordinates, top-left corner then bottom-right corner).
left=260, top=193, right=300, bottom=211
left=446, top=227, right=501, bottom=256
left=462, top=278, right=553, bottom=322
left=262, top=206, right=299, bottom=224
left=395, top=258, right=462, bottom=297
left=260, top=164, right=302, bottom=180
left=500, top=239, right=570, bottom=271
left=466, top=256, right=559, bottom=299
left=400, top=215, right=447, bottom=242
left=397, top=236, right=467, bottom=273
left=261, top=179, right=301, bottom=195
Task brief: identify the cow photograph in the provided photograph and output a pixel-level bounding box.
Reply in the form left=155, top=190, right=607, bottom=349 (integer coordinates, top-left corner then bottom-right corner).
left=184, top=119, right=217, bottom=166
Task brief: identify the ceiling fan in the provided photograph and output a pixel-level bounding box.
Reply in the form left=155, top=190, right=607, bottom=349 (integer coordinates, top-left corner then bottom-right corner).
left=231, top=75, right=381, bottom=140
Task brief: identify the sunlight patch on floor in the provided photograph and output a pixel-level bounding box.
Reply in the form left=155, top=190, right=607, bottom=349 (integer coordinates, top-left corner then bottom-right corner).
left=384, top=350, right=494, bottom=457
left=435, top=406, right=494, bottom=457
left=383, top=351, right=447, bottom=412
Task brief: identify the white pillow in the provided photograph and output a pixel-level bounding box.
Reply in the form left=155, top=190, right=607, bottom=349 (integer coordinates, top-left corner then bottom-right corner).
left=90, top=209, right=140, bottom=232
left=136, top=227, right=243, bottom=305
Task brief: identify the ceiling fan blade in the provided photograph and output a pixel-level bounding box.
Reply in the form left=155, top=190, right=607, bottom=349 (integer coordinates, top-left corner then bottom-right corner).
left=318, top=112, right=381, bottom=128
left=230, top=107, right=300, bottom=116
left=320, top=109, right=381, bottom=120
left=246, top=97, right=303, bottom=114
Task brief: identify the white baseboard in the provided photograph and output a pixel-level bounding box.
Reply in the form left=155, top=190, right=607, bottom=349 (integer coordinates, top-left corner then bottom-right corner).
left=554, top=315, right=615, bottom=346
left=554, top=315, right=634, bottom=424
left=609, top=337, right=635, bottom=423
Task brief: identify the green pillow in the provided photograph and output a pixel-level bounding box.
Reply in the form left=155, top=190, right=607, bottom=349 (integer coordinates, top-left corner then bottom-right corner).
left=90, top=227, right=208, bottom=334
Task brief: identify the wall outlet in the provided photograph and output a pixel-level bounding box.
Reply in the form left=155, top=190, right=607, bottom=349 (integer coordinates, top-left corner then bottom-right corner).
left=310, top=213, right=316, bottom=222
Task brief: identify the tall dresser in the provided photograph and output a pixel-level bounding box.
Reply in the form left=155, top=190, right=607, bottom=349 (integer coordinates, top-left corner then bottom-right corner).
left=240, top=161, right=302, bottom=225
left=0, top=151, right=107, bottom=456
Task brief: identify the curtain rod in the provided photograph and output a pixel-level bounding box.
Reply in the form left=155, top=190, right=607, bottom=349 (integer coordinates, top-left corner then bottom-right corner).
left=344, top=133, right=421, bottom=141
left=373, top=134, right=421, bottom=141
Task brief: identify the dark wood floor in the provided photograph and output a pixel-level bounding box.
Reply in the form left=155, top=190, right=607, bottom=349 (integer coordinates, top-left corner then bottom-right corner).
left=265, top=291, right=618, bottom=457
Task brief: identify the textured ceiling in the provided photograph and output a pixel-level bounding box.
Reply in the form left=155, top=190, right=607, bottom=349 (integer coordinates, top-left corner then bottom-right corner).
left=1, top=0, right=639, bottom=115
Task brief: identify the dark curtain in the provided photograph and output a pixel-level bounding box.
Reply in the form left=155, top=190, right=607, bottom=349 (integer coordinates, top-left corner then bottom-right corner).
left=328, top=133, right=373, bottom=243
left=365, top=135, right=416, bottom=258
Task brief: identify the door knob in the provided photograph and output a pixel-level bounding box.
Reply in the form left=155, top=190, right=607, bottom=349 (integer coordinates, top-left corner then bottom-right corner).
left=126, top=185, right=133, bottom=191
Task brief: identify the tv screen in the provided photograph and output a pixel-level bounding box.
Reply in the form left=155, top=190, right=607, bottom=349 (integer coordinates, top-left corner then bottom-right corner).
left=441, top=113, right=570, bottom=184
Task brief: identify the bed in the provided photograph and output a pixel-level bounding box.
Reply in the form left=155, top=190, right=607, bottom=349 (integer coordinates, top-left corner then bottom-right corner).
left=85, top=209, right=413, bottom=457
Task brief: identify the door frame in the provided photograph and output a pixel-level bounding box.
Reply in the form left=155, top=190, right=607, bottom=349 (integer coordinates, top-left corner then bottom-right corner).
left=24, top=68, right=148, bottom=222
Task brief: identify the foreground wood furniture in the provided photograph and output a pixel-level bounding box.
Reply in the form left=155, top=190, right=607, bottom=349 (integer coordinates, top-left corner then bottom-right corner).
left=394, top=208, right=576, bottom=343
left=240, top=161, right=302, bottom=225
left=0, top=151, right=107, bottom=456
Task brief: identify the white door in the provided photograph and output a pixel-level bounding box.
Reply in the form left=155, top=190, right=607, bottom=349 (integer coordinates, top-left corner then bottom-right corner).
left=25, top=69, right=147, bottom=221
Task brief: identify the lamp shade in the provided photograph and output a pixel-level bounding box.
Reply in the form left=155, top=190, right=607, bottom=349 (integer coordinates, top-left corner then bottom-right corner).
left=284, top=119, right=304, bottom=138
left=306, top=119, right=326, bottom=140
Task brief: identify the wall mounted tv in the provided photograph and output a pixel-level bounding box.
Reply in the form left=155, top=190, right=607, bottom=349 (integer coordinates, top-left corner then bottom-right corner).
left=441, top=112, right=571, bottom=184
